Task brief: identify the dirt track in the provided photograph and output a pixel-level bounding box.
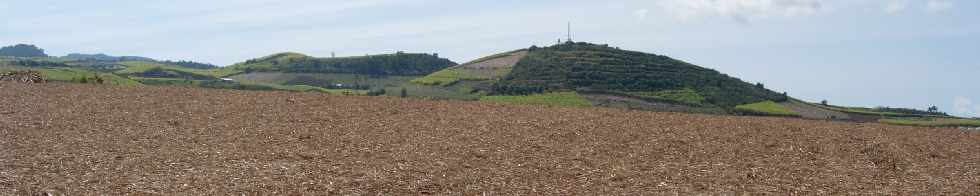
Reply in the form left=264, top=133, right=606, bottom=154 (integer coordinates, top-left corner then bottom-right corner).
left=2, top=82, right=979, bottom=195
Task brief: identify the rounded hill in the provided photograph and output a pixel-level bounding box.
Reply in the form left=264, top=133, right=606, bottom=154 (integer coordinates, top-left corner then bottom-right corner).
left=492, top=42, right=788, bottom=108
left=228, top=52, right=457, bottom=76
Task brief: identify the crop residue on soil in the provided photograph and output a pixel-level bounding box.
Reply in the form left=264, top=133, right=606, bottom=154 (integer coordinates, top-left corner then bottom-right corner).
left=1, top=82, right=978, bottom=195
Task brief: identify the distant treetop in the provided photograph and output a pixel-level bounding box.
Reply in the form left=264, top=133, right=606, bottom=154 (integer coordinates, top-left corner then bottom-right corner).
left=0, top=44, right=48, bottom=57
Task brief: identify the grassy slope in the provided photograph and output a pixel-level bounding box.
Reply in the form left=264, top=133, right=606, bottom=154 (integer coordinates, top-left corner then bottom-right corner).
left=1, top=65, right=141, bottom=86
left=388, top=82, right=484, bottom=100
left=224, top=52, right=309, bottom=74
left=116, top=61, right=236, bottom=78
left=811, top=103, right=942, bottom=118
left=481, top=92, right=592, bottom=107
left=411, top=69, right=478, bottom=86
left=401, top=50, right=525, bottom=100
left=735, top=101, right=801, bottom=117
left=411, top=50, right=522, bottom=87
left=879, top=118, right=980, bottom=127
left=231, top=72, right=415, bottom=89
left=627, top=88, right=707, bottom=106
left=117, top=60, right=374, bottom=94
left=3, top=57, right=369, bottom=95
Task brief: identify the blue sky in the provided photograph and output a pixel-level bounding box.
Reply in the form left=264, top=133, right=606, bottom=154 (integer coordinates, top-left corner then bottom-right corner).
left=2, top=0, right=978, bottom=117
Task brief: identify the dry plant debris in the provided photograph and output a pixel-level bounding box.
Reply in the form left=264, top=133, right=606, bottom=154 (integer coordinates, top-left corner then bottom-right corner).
left=0, top=71, right=45, bottom=84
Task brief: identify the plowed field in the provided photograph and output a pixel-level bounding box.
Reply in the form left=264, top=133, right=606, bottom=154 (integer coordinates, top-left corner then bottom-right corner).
left=1, top=83, right=978, bottom=195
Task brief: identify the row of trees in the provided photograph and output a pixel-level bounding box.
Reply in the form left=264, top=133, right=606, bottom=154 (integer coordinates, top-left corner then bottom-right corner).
left=491, top=83, right=546, bottom=95
left=874, top=106, right=948, bottom=116
left=821, top=100, right=948, bottom=116
left=71, top=74, right=105, bottom=84
left=14, top=60, right=68, bottom=67
left=160, top=60, right=218, bottom=69
left=366, top=87, right=408, bottom=97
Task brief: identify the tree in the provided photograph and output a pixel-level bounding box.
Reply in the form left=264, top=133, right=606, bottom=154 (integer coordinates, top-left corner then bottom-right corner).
left=400, top=87, right=408, bottom=98
left=0, top=44, right=47, bottom=57
left=92, top=74, right=104, bottom=84
left=821, top=100, right=828, bottom=106
left=366, top=88, right=386, bottom=96
left=928, top=106, right=939, bottom=113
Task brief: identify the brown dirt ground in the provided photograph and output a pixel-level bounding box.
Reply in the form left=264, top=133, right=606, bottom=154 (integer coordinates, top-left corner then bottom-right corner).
left=1, top=82, right=979, bottom=195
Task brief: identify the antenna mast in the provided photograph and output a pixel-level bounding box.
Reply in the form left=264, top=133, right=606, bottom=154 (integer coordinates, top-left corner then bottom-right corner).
left=567, top=22, right=572, bottom=42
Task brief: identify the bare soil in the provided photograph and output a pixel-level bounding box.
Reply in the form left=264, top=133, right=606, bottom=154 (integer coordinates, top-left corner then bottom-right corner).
left=460, top=51, right=527, bottom=70
left=2, top=82, right=979, bottom=195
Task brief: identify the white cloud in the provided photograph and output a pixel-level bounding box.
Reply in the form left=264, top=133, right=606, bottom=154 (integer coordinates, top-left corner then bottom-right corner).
left=926, top=0, right=953, bottom=13
left=657, top=0, right=825, bottom=24
left=953, top=96, right=978, bottom=117
left=633, top=9, right=650, bottom=20
left=884, top=0, right=908, bottom=14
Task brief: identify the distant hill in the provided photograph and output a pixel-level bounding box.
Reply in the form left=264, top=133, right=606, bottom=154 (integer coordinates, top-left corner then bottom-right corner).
left=228, top=52, right=457, bottom=76
left=64, top=53, right=155, bottom=62
left=489, top=42, right=788, bottom=108
left=0, top=44, right=47, bottom=57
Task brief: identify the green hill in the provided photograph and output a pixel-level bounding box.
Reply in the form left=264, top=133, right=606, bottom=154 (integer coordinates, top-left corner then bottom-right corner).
left=227, top=52, right=456, bottom=76
left=492, top=42, right=788, bottom=108
left=64, top=53, right=155, bottom=62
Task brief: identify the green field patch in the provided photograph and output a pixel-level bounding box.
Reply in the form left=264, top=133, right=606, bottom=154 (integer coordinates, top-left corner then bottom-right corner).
left=481, top=92, right=592, bottom=107
left=117, top=61, right=234, bottom=78
left=816, top=104, right=932, bottom=118
left=879, top=118, right=980, bottom=127
left=230, top=72, right=415, bottom=89
left=133, top=77, right=367, bottom=95
left=735, top=101, right=801, bottom=117
left=628, top=89, right=706, bottom=106
left=387, top=83, right=484, bottom=100
left=132, top=77, right=200, bottom=86
left=229, top=82, right=367, bottom=95
left=411, top=68, right=484, bottom=86
left=24, top=67, right=141, bottom=86
left=225, top=52, right=310, bottom=73
left=320, top=88, right=369, bottom=95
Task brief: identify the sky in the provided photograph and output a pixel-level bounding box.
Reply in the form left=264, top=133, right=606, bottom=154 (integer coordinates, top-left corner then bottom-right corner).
left=2, top=0, right=978, bottom=117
